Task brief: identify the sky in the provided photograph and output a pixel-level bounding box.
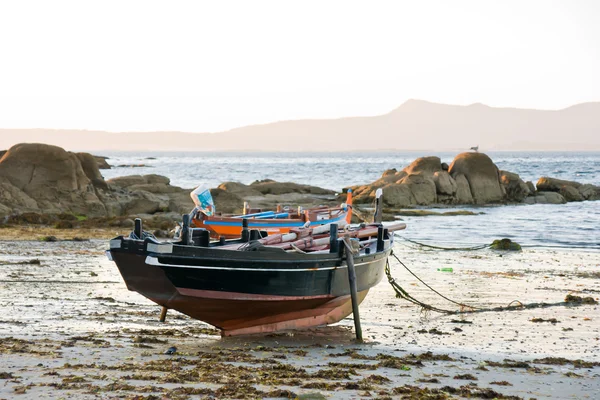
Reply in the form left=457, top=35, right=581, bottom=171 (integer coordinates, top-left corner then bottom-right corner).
left=0, top=0, right=598, bottom=133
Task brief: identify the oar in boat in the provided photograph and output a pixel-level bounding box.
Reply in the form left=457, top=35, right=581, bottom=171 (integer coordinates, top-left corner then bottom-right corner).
left=271, top=222, right=406, bottom=251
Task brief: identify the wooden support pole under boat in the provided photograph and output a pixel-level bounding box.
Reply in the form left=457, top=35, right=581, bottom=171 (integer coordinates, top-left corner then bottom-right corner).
left=159, top=306, right=168, bottom=322
left=343, top=236, right=363, bottom=342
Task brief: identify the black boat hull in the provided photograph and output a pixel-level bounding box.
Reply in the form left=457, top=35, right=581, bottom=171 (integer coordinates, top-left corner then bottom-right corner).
left=109, top=236, right=391, bottom=335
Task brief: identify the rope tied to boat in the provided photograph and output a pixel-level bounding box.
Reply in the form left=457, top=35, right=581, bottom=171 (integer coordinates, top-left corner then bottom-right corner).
left=129, top=230, right=156, bottom=241
left=386, top=251, right=586, bottom=315
left=239, top=241, right=266, bottom=251
left=394, top=233, right=491, bottom=251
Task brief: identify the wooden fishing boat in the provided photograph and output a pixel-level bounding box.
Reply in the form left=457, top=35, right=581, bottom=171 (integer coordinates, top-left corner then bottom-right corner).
left=107, top=217, right=405, bottom=336
left=190, top=188, right=353, bottom=239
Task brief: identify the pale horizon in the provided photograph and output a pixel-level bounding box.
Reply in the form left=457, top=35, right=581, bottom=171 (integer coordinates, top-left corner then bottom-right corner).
left=2, top=99, right=599, bottom=152
left=1, top=0, right=599, bottom=135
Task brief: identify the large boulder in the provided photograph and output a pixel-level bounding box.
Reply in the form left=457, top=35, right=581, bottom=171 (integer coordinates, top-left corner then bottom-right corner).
left=0, top=143, right=107, bottom=217
left=0, top=143, right=91, bottom=193
left=448, top=152, right=504, bottom=204
left=499, top=170, right=530, bottom=202
left=218, top=181, right=263, bottom=198
left=119, top=190, right=170, bottom=215
left=350, top=157, right=444, bottom=205
left=210, top=188, right=244, bottom=214
left=536, top=177, right=581, bottom=192
left=453, top=174, right=474, bottom=204
left=523, top=191, right=567, bottom=205
left=397, top=174, right=437, bottom=205
left=432, top=171, right=457, bottom=196
left=249, top=179, right=335, bottom=196
left=107, top=174, right=170, bottom=188
left=381, top=184, right=414, bottom=208
left=559, top=185, right=584, bottom=202
left=93, top=155, right=111, bottom=169
left=350, top=169, right=407, bottom=203
left=402, top=156, right=443, bottom=175
left=76, top=152, right=108, bottom=189
left=578, top=184, right=600, bottom=200
left=106, top=175, right=148, bottom=188
left=535, top=177, right=598, bottom=202
left=0, top=178, right=39, bottom=213
left=526, top=181, right=536, bottom=194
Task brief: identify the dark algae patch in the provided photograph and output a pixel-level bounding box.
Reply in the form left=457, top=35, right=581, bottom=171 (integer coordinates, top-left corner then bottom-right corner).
left=532, top=357, right=600, bottom=368
left=453, top=373, right=478, bottom=380
left=392, top=384, right=523, bottom=399
left=565, top=294, right=598, bottom=304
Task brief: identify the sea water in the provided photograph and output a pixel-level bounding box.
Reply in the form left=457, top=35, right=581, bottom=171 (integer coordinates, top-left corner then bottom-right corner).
left=100, top=151, right=600, bottom=250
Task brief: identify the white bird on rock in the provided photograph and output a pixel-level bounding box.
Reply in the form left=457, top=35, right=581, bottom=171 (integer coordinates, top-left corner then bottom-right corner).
left=470, top=145, right=479, bottom=152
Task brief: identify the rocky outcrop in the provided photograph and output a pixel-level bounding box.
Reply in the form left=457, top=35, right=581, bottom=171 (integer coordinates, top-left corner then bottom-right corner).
left=217, top=180, right=339, bottom=211
left=1, top=143, right=597, bottom=224
left=536, top=177, right=599, bottom=201
left=397, top=174, right=437, bottom=205
left=499, top=170, right=530, bottom=202
left=349, top=152, right=598, bottom=209
left=536, top=177, right=581, bottom=192
left=352, top=157, right=445, bottom=207
left=210, top=188, right=244, bottom=214
left=0, top=143, right=107, bottom=217
left=93, top=155, right=111, bottom=169
left=448, top=153, right=504, bottom=204
left=351, top=153, right=506, bottom=207
left=0, top=143, right=343, bottom=223
left=432, top=171, right=457, bottom=197
left=559, top=185, right=584, bottom=202
left=453, top=174, right=474, bottom=204
left=523, top=192, right=567, bottom=204
left=0, top=143, right=195, bottom=220
left=218, top=182, right=263, bottom=198
left=249, top=179, right=335, bottom=196
left=578, top=184, right=600, bottom=200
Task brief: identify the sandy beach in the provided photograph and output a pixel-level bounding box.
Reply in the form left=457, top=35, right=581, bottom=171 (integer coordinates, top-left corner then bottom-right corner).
left=1, top=231, right=598, bottom=400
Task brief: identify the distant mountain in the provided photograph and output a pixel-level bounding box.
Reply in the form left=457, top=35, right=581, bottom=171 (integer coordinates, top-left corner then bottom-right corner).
left=1, top=100, right=599, bottom=151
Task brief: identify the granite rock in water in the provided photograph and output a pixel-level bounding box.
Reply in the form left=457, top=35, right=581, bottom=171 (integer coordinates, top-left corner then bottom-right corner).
left=578, top=184, right=600, bottom=200
left=536, top=177, right=581, bottom=192
left=448, top=152, right=504, bottom=204
left=348, top=152, right=597, bottom=209
left=499, top=170, right=530, bottom=202
left=523, top=191, right=567, bottom=205
left=559, top=185, right=584, bottom=202
left=433, top=170, right=458, bottom=196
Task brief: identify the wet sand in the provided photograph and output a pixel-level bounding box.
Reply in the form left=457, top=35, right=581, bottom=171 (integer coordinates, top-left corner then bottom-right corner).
left=1, top=234, right=599, bottom=399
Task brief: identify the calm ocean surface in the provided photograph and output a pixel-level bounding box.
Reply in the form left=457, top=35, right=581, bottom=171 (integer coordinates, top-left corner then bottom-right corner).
left=100, top=151, right=600, bottom=250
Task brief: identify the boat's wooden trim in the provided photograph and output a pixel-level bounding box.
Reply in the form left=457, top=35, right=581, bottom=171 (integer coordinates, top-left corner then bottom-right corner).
left=176, top=288, right=335, bottom=301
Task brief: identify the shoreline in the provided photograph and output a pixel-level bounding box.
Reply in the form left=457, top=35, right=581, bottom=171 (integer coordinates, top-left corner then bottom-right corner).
left=1, top=239, right=598, bottom=399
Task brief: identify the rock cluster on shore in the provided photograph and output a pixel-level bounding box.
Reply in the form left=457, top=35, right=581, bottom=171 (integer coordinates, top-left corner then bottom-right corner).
left=0, top=143, right=338, bottom=228
left=0, top=143, right=598, bottom=230
left=348, top=152, right=599, bottom=207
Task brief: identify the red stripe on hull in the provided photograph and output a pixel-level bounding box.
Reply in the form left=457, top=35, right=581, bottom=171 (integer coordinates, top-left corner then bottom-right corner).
left=176, top=287, right=334, bottom=301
